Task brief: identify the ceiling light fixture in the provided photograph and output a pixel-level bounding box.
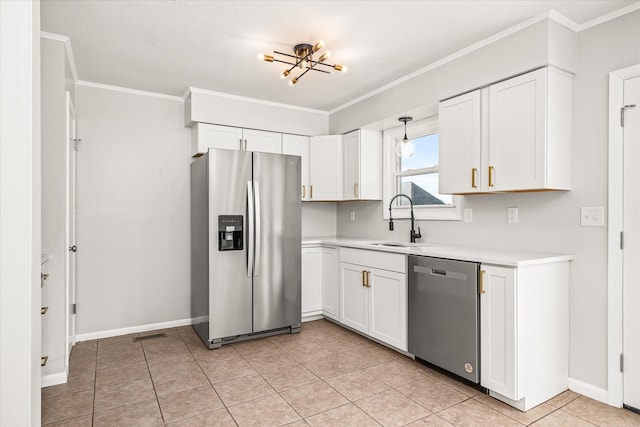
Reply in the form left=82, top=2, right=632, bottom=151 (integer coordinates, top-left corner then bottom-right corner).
left=396, top=116, right=414, bottom=158
left=258, top=40, right=348, bottom=86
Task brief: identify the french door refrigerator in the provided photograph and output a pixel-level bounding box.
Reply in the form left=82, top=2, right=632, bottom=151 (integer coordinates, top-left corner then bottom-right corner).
left=191, top=148, right=301, bottom=349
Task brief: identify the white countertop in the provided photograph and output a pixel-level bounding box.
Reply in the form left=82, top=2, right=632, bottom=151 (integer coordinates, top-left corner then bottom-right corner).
left=302, top=236, right=573, bottom=267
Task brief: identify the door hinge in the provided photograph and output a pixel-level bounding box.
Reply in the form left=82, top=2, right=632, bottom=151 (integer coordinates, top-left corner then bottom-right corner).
left=621, top=104, right=637, bottom=127
left=621, top=231, right=624, bottom=250
left=72, top=303, right=77, bottom=315
left=620, top=353, right=624, bottom=373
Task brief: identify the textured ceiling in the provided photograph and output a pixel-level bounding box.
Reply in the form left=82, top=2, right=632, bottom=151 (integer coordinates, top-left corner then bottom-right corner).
left=41, top=0, right=637, bottom=111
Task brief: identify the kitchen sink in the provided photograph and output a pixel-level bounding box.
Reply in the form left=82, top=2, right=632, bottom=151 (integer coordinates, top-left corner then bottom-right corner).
left=368, top=242, right=434, bottom=249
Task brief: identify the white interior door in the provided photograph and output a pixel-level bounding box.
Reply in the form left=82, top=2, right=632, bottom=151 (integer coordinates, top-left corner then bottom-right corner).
left=623, top=76, right=640, bottom=410
left=65, top=92, right=78, bottom=359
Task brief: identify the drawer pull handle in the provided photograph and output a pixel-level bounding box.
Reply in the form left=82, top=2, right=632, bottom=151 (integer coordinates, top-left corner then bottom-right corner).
left=41, top=356, right=48, bottom=367
left=471, top=168, right=477, bottom=188
left=488, top=166, right=495, bottom=187
left=41, top=307, right=48, bottom=315
left=479, top=270, right=486, bottom=294
left=302, top=185, right=306, bottom=199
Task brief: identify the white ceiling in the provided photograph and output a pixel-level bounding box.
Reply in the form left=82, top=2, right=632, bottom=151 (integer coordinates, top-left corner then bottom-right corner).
left=41, top=0, right=637, bottom=111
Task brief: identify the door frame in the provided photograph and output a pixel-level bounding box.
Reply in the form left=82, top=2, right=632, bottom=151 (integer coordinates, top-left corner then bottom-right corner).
left=607, top=63, right=640, bottom=407
left=65, top=91, right=77, bottom=370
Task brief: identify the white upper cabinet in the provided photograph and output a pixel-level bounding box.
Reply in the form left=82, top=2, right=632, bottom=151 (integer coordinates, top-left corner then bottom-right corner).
left=243, top=128, right=282, bottom=154
left=439, top=90, right=482, bottom=194
left=439, top=67, right=572, bottom=194
left=309, top=135, right=343, bottom=201
left=191, top=123, right=243, bottom=155
left=342, top=129, right=383, bottom=200
left=282, top=134, right=310, bottom=201
left=191, top=123, right=282, bottom=157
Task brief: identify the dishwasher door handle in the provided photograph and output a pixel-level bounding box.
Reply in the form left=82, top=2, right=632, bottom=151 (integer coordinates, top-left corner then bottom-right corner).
left=431, top=269, right=447, bottom=276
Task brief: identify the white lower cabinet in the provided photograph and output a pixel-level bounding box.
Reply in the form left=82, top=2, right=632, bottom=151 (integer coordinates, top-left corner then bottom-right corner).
left=301, top=245, right=339, bottom=320
left=320, top=246, right=339, bottom=320
left=480, top=262, right=569, bottom=411
left=339, top=248, right=407, bottom=351
left=301, top=247, right=323, bottom=318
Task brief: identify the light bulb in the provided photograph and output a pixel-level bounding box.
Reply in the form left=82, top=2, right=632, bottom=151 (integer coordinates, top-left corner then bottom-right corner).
left=313, top=40, right=325, bottom=52
left=395, top=139, right=415, bottom=157
left=334, top=64, right=348, bottom=72
left=318, top=52, right=330, bottom=62
left=257, top=53, right=264, bottom=60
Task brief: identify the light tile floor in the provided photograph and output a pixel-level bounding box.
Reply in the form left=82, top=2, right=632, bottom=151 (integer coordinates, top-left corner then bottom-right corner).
left=42, top=319, right=640, bottom=426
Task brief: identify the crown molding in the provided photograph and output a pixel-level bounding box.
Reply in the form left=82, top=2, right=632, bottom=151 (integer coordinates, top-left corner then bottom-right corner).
left=185, top=86, right=329, bottom=116
left=578, top=1, right=640, bottom=31
left=40, top=31, right=79, bottom=83
left=76, top=80, right=184, bottom=102
left=329, top=10, right=577, bottom=115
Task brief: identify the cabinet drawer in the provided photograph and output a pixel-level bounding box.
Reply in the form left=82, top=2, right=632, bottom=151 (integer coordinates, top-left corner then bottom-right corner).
left=340, top=248, right=406, bottom=273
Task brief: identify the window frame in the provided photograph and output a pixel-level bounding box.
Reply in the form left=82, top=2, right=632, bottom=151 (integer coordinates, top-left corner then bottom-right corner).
left=382, top=116, right=462, bottom=221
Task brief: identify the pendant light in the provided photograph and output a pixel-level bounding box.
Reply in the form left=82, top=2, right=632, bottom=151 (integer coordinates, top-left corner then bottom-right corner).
left=396, top=116, right=414, bottom=157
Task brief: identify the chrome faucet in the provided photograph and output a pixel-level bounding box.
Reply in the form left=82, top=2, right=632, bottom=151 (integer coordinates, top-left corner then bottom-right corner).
left=388, top=193, right=422, bottom=243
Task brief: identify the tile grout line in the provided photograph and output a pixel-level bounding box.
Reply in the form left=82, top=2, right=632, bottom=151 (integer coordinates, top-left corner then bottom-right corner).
left=139, top=332, right=167, bottom=425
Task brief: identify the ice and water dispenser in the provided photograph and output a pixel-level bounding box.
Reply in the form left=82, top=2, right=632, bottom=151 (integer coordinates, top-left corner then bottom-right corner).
left=218, top=215, right=243, bottom=251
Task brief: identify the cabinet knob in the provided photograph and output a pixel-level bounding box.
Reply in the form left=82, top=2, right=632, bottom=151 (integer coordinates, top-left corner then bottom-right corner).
left=41, top=356, right=48, bottom=367
left=41, top=306, right=48, bottom=315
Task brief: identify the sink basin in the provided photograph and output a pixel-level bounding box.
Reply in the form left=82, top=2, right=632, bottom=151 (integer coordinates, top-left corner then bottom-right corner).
left=370, top=242, right=412, bottom=248
left=368, top=242, right=434, bottom=250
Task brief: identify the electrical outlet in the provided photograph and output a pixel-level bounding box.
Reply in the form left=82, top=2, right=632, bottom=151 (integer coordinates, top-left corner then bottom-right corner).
left=350, top=211, right=356, bottom=221
left=463, top=209, right=473, bottom=223
left=507, top=207, right=518, bottom=224
left=581, top=207, right=605, bottom=227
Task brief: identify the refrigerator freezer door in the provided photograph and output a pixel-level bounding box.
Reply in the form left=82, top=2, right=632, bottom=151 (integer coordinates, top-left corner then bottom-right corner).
left=208, top=149, right=253, bottom=339
left=252, top=152, right=301, bottom=332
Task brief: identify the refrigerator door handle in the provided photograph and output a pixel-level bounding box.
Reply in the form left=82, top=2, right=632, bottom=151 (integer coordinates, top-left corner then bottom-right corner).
left=254, top=181, right=261, bottom=277
left=247, top=180, right=254, bottom=278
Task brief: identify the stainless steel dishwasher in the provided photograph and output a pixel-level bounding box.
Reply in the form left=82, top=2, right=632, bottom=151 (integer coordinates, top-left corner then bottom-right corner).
left=408, top=255, right=480, bottom=383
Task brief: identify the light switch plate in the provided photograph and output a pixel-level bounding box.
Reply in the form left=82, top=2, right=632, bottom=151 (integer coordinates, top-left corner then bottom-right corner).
left=507, top=207, right=518, bottom=224
left=463, top=209, right=473, bottom=223
left=581, top=206, right=605, bottom=227
left=350, top=211, right=355, bottom=221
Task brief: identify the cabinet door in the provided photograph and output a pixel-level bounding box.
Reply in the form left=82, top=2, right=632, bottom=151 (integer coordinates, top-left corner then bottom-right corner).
left=342, top=130, right=382, bottom=200
left=321, top=247, right=339, bottom=320
left=339, top=262, right=368, bottom=334
left=488, top=68, right=546, bottom=191
left=369, top=268, right=407, bottom=351
left=438, top=90, right=482, bottom=194
left=243, top=129, right=282, bottom=154
left=480, top=265, right=517, bottom=400
left=191, top=123, right=242, bottom=156
left=282, top=134, right=310, bottom=201
left=309, top=135, right=342, bottom=200
left=343, top=130, right=360, bottom=199
left=301, top=247, right=323, bottom=317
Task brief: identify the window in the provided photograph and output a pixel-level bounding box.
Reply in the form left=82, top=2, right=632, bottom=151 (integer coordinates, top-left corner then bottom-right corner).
left=383, top=116, right=461, bottom=221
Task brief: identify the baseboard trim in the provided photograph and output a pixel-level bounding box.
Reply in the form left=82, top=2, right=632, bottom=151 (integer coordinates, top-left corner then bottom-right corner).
left=42, top=372, right=68, bottom=388
left=75, top=318, right=193, bottom=342
left=301, top=314, right=324, bottom=322
left=568, top=377, right=608, bottom=404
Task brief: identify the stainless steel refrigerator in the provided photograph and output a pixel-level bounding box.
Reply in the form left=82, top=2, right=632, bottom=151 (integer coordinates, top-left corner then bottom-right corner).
left=191, top=148, right=301, bottom=349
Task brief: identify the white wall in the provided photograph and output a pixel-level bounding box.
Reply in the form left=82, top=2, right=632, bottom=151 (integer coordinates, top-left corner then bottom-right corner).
left=332, top=12, right=640, bottom=394
left=0, top=1, right=41, bottom=425
left=302, top=203, right=337, bottom=237
left=75, top=84, right=191, bottom=335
